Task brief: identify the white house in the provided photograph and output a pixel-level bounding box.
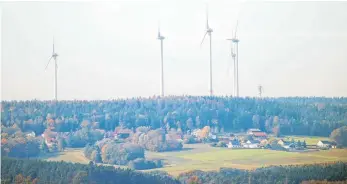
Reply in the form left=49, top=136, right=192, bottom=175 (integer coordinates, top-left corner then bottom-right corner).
left=228, top=140, right=242, bottom=149
left=317, top=140, right=335, bottom=148
left=283, top=143, right=295, bottom=149
left=191, top=129, right=201, bottom=137
left=244, top=140, right=260, bottom=148
left=247, top=128, right=261, bottom=135
left=25, top=131, right=36, bottom=137
left=209, top=134, right=217, bottom=140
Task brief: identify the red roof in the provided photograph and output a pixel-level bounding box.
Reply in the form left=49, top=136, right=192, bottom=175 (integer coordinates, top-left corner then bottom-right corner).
left=253, top=132, right=267, bottom=137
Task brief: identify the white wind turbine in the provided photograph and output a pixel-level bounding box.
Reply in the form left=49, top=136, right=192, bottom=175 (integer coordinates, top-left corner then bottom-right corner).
left=157, top=22, right=165, bottom=97
left=227, top=21, right=240, bottom=97
left=226, top=38, right=237, bottom=96
left=200, top=4, right=214, bottom=96
left=45, top=37, right=59, bottom=101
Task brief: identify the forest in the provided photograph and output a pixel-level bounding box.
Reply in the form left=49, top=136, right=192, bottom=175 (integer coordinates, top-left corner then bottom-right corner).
left=177, top=162, right=347, bottom=184
left=1, top=157, right=179, bottom=184
left=2, top=157, right=347, bottom=184
left=2, top=96, right=347, bottom=137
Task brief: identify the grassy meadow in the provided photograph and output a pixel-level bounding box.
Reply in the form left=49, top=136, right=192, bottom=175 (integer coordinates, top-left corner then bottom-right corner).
left=42, top=143, right=347, bottom=176
left=282, top=135, right=331, bottom=145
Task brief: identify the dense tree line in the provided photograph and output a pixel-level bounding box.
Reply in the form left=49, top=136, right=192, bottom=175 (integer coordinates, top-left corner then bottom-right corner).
left=1, top=125, right=41, bottom=158
left=132, top=127, right=183, bottom=152
left=2, top=157, right=346, bottom=184
left=177, top=162, right=347, bottom=184
left=1, top=157, right=179, bottom=184
left=84, top=133, right=164, bottom=169
left=301, top=180, right=347, bottom=184
left=84, top=139, right=145, bottom=165
left=128, top=158, right=163, bottom=170
left=330, top=126, right=347, bottom=147
left=2, top=97, right=347, bottom=137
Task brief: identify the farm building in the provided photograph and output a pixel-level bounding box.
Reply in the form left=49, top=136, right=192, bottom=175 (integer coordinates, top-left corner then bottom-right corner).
left=247, top=128, right=261, bottom=135
left=228, top=139, right=241, bottom=149
left=278, top=139, right=290, bottom=146
left=244, top=140, right=260, bottom=148
left=317, top=140, right=336, bottom=148
left=252, top=131, right=267, bottom=138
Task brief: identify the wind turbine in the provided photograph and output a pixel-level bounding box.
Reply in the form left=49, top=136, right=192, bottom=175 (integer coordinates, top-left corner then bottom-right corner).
left=258, top=85, right=263, bottom=98
left=200, top=4, right=213, bottom=96
left=226, top=38, right=237, bottom=96
left=45, top=37, right=59, bottom=101
left=157, top=22, right=165, bottom=97
left=227, top=21, right=240, bottom=97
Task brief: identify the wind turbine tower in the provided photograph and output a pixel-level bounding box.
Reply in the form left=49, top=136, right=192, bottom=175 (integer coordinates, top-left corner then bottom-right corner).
left=227, top=39, right=237, bottom=96
left=200, top=5, right=214, bottom=96
left=45, top=37, right=59, bottom=101
left=231, top=21, right=240, bottom=97
left=157, top=23, right=165, bottom=97
left=258, top=85, right=263, bottom=98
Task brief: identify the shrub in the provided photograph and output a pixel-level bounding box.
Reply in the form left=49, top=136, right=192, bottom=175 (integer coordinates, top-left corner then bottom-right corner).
left=128, top=158, right=162, bottom=170
left=183, top=135, right=197, bottom=144
left=216, top=141, right=227, bottom=147
left=101, top=142, right=144, bottom=165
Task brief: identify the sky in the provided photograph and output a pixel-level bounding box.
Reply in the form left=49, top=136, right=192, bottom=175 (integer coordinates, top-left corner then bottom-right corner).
left=1, top=0, right=347, bottom=100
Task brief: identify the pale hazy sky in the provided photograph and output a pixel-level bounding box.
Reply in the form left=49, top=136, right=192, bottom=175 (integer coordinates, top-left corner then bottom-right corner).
left=1, top=1, right=347, bottom=100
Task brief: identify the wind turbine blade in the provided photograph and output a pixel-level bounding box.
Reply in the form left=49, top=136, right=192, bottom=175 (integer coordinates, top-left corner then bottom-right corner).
left=45, top=56, right=53, bottom=70
left=53, top=36, right=55, bottom=53
left=158, top=21, right=161, bottom=37
left=206, top=4, right=209, bottom=29
left=200, top=31, right=208, bottom=46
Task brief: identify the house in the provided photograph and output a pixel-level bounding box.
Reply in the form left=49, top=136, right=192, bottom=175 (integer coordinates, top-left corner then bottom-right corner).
left=191, top=129, right=201, bottom=137
left=277, top=139, right=295, bottom=149
left=219, top=137, right=230, bottom=144
left=114, top=128, right=133, bottom=139
left=278, top=139, right=290, bottom=146
left=247, top=128, right=261, bottom=135
left=166, top=132, right=183, bottom=141
left=244, top=140, right=260, bottom=148
left=228, top=139, right=242, bottom=149
left=317, top=140, right=335, bottom=148
left=25, top=131, right=36, bottom=137
left=260, top=139, right=269, bottom=146
left=283, top=143, right=295, bottom=149
left=252, top=132, right=267, bottom=139
left=208, top=132, right=217, bottom=140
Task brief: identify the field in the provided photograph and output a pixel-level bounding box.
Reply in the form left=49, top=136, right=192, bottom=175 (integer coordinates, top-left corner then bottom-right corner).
left=147, top=144, right=347, bottom=176
left=42, top=148, right=90, bottom=164
left=42, top=143, right=347, bottom=176
left=282, top=135, right=330, bottom=145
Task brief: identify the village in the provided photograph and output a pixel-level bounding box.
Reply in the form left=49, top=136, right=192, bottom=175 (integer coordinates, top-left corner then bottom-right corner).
left=36, top=125, right=337, bottom=154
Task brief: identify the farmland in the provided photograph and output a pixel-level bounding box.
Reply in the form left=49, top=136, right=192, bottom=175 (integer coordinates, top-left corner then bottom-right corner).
left=282, top=135, right=331, bottom=145
left=42, top=143, right=347, bottom=176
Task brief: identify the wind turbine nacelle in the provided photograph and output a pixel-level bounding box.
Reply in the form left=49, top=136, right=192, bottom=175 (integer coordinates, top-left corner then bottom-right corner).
left=231, top=38, right=239, bottom=43
left=157, top=36, right=165, bottom=40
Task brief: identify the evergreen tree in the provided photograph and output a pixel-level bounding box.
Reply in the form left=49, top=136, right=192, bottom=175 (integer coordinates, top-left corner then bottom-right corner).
left=40, top=140, right=49, bottom=153
left=57, top=138, right=65, bottom=152
left=303, top=140, right=307, bottom=148
left=297, top=140, right=302, bottom=148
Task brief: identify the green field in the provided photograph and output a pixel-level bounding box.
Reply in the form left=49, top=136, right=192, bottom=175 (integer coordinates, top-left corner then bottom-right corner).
left=282, top=135, right=330, bottom=145
left=43, top=148, right=90, bottom=164
left=148, top=144, right=347, bottom=176
left=43, top=143, right=347, bottom=176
